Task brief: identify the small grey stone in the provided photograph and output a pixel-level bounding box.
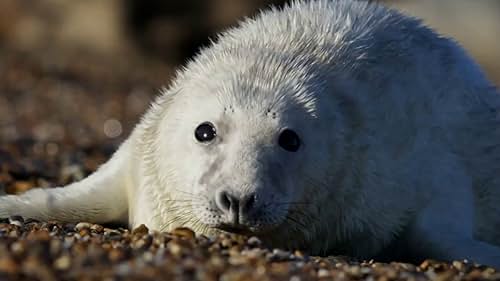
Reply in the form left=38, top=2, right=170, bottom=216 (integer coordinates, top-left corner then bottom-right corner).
left=247, top=236, right=262, bottom=247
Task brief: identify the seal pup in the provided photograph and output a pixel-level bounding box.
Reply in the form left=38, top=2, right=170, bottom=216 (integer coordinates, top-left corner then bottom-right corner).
left=1, top=0, right=500, bottom=267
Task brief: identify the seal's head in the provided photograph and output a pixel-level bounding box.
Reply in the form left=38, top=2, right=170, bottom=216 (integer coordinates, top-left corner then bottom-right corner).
left=148, top=0, right=447, bottom=254
left=156, top=46, right=340, bottom=238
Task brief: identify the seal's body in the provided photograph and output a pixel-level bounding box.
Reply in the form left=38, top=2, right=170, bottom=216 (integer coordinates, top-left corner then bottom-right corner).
left=2, top=0, right=500, bottom=267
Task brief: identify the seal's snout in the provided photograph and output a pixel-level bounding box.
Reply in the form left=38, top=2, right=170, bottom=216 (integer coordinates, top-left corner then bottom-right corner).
left=215, top=190, right=256, bottom=226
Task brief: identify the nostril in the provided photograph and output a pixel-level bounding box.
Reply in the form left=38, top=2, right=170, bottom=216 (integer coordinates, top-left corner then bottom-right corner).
left=218, top=191, right=230, bottom=211
left=216, top=190, right=235, bottom=213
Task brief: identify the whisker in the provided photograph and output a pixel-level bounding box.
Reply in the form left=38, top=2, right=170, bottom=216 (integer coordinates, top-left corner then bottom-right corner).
left=285, top=216, right=307, bottom=229
left=171, top=188, right=205, bottom=199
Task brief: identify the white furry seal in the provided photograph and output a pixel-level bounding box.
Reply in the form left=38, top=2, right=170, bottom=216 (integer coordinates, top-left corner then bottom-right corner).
left=2, top=0, right=500, bottom=267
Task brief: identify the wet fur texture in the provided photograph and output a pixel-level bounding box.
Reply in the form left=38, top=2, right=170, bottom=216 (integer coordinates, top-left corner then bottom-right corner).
left=1, top=0, right=500, bottom=267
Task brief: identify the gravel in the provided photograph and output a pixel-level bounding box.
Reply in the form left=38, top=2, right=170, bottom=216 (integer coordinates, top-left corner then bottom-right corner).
left=0, top=220, right=498, bottom=281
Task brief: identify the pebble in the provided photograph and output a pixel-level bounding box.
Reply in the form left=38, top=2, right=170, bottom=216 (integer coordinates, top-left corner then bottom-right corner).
left=115, top=263, right=132, bottom=276
left=268, top=248, right=292, bottom=261
left=132, top=234, right=153, bottom=250
left=74, top=222, right=91, bottom=231
left=12, top=181, right=33, bottom=193
left=10, top=241, right=25, bottom=255
left=8, top=216, right=24, bottom=227
left=317, top=268, right=331, bottom=278
left=220, top=238, right=234, bottom=248
left=167, top=241, right=183, bottom=256
left=104, top=228, right=122, bottom=240
left=171, top=227, right=195, bottom=240
left=53, top=255, right=71, bottom=270
left=247, top=236, right=262, bottom=247
left=0, top=256, right=18, bottom=275
left=90, top=224, right=104, bottom=233
left=132, top=224, right=149, bottom=236
left=241, top=248, right=266, bottom=259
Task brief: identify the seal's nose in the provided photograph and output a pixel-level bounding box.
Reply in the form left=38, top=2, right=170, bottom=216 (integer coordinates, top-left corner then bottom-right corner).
left=215, top=190, right=256, bottom=225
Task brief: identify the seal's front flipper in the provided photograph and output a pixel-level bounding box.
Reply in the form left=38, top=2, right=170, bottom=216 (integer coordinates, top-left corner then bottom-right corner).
left=0, top=138, right=136, bottom=225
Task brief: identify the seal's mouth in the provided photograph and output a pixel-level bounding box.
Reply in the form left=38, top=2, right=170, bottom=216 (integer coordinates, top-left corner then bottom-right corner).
left=216, top=223, right=256, bottom=235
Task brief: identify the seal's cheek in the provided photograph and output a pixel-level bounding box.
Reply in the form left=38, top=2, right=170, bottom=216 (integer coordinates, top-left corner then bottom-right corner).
left=267, top=162, right=292, bottom=196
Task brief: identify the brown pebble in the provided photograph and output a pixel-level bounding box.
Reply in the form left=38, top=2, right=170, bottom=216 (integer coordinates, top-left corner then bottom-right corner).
left=434, top=270, right=456, bottom=281
left=53, top=255, right=71, bottom=270
left=419, top=259, right=432, bottom=271
left=221, top=238, right=233, bottom=248
left=168, top=241, right=183, bottom=256
left=26, top=229, right=51, bottom=241
left=75, top=222, right=91, bottom=231
left=12, top=181, right=34, bottom=193
left=228, top=255, right=248, bottom=266
left=79, top=228, right=90, bottom=237
left=132, top=235, right=153, bottom=250
left=0, top=256, right=19, bottom=274
left=108, top=248, right=128, bottom=262
left=293, top=250, right=305, bottom=258
left=10, top=241, right=25, bottom=256
left=90, top=224, right=104, bottom=233
left=171, top=227, right=195, bottom=240
left=132, top=224, right=149, bottom=236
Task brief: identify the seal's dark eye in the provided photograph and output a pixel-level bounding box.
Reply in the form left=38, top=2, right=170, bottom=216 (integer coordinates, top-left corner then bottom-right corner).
left=278, top=129, right=301, bottom=152
left=195, top=122, right=217, bottom=143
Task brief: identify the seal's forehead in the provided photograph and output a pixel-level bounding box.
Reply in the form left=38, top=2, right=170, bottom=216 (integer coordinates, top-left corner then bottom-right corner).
left=183, top=49, right=321, bottom=118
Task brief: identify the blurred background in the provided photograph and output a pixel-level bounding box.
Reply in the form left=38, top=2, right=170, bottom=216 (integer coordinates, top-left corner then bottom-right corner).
left=0, top=0, right=499, bottom=145
left=0, top=0, right=498, bottom=193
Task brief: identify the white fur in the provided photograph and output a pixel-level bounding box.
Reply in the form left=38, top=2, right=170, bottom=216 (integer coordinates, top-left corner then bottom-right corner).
left=2, top=0, right=500, bottom=267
